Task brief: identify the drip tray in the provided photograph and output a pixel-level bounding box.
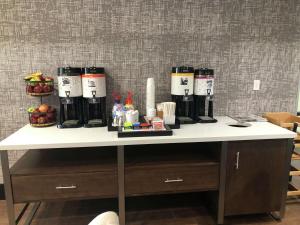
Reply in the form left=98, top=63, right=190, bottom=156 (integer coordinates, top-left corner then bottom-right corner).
left=198, top=116, right=217, bottom=123
left=84, top=119, right=106, bottom=128
left=63, top=120, right=80, bottom=126
left=57, top=120, right=81, bottom=128
left=88, top=119, right=103, bottom=125
left=228, top=122, right=251, bottom=128
left=177, top=117, right=195, bottom=124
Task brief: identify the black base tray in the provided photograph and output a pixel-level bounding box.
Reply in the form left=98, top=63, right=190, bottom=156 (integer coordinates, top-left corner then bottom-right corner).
left=57, top=124, right=83, bottom=129
left=167, top=118, right=181, bottom=129
left=118, top=125, right=173, bottom=138
left=176, top=117, right=196, bottom=124
left=84, top=122, right=107, bottom=128
left=197, top=117, right=218, bottom=123
left=108, top=117, right=181, bottom=131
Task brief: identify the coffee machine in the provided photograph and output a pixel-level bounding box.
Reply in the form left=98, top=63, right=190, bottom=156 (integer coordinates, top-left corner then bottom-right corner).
left=82, top=67, right=107, bottom=127
left=194, top=68, right=217, bottom=123
left=57, top=67, right=83, bottom=128
left=171, top=66, right=195, bottom=124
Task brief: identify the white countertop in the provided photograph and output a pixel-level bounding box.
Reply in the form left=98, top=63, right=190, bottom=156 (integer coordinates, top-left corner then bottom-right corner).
left=0, top=117, right=296, bottom=151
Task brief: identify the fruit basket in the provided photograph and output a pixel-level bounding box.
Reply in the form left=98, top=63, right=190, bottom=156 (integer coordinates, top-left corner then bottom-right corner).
left=28, top=104, right=56, bottom=127
left=24, top=72, right=54, bottom=96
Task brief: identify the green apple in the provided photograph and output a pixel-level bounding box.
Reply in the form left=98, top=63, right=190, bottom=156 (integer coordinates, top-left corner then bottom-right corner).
left=27, top=107, right=35, bottom=113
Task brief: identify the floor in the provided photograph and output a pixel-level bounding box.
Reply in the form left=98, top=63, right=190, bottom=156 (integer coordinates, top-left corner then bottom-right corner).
left=0, top=195, right=300, bottom=225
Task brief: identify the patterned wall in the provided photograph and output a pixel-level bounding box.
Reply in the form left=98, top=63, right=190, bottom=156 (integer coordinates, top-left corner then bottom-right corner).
left=0, top=0, right=299, bottom=182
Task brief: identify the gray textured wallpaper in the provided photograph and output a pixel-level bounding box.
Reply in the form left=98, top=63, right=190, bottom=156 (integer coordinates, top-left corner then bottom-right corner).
left=0, top=0, right=300, bottom=181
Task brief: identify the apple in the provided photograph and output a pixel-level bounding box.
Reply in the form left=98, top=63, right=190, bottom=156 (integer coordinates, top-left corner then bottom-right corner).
left=43, top=85, right=51, bottom=93
left=32, top=108, right=40, bottom=113
left=37, top=116, right=46, bottom=124
left=39, top=104, right=49, bottom=113
left=26, top=85, right=33, bottom=93
left=27, top=107, right=35, bottom=113
left=30, top=117, right=38, bottom=124
left=31, top=112, right=39, bottom=121
left=43, top=116, right=49, bottom=123
left=33, top=85, right=43, bottom=93
left=46, top=112, right=55, bottom=121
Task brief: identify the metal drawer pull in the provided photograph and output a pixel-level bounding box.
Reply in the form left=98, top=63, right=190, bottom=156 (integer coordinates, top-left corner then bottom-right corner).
left=235, top=152, right=240, bottom=170
left=56, top=185, right=77, bottom=190
left=164, top=178, right=184, bottom=183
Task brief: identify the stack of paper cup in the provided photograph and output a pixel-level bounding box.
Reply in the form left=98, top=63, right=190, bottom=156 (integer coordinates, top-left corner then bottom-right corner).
left=146, top=78, right=156, bottom=118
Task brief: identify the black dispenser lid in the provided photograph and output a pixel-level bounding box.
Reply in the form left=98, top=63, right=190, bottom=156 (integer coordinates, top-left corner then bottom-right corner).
left=207, top=69, right=214, bottom=75
left=58, top=67, right=82, bottom=76
left=172, top=66, right=194, bottom=73
left=194, top=68, right=214, bottom=76
left=83, top=67, right=105, bottom=74
left=195, top=68, right=207, bottom=75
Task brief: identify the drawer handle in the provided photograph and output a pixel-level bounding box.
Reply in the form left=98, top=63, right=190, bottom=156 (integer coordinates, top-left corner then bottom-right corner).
left=164, top=178, right=184, bottom=183
left=235, top=152, right=240, bottom=170
left=56, top=185, right=77, bottom=190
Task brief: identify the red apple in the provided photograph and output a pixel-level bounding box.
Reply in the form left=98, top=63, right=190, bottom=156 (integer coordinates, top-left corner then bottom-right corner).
left=26, top=85, right=33, bottom=93
left=43, top=85, right=51, bottom=93
left=37, top=116, right=46, bottom=124
left=33, top=85, right=43, bottom=93
left=43, top=116, right=48, bottom=123
left=30, top=117, right=38, bottom=124
left=46, top=112, right=55, bottom=122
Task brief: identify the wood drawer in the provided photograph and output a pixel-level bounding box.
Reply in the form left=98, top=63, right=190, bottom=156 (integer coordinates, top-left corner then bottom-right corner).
left=12, top=171, right=117, bottom=203
left=125, top=163, right=219, bottom=196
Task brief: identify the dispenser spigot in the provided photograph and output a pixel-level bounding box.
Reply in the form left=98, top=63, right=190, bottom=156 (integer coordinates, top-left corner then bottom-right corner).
left=65, top=91, right=71, bottom=104
left=91, top=91, right=97, bottom=103
left=183, top=89, right=191, bottom=101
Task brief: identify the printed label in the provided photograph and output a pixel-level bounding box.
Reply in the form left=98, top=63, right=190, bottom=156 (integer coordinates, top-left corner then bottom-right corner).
left=171, top=73, right=194, bottom=96
left=58, top=76, right=82, bottom=97
left=82, top=74, right=106, bottom=98
left=194, top=78, right=214, bottom=95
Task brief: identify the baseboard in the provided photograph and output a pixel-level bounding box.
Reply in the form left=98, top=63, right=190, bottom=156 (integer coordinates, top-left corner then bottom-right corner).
left=0, top=184, right=5, bottom=200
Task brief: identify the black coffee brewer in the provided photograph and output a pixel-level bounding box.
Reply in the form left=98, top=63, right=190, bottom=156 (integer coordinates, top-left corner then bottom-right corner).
left=82, top=67, right=107, bottom=127
left=171, top=66, right=195, bottom=124
left=194, top=68, right=217, bottom=123
left=57, top=67, right=83, bottom=128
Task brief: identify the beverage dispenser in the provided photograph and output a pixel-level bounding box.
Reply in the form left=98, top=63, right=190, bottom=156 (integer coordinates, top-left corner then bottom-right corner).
left=82, top=67, right=107, bottom=127
left=194, top=68, right=217, bottom=123
left=171, top=66, right=195, bottom=124
left=57, top=67, right=83, bottom=128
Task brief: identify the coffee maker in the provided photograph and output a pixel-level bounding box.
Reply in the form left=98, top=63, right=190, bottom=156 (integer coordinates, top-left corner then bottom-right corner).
left=82, top=67, right=107, bottom=127
left=194, top=68, right=217, bottom=123
left=171, top=66, right=195, bottom=124
left=57, top=67, right=83, bottom=128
